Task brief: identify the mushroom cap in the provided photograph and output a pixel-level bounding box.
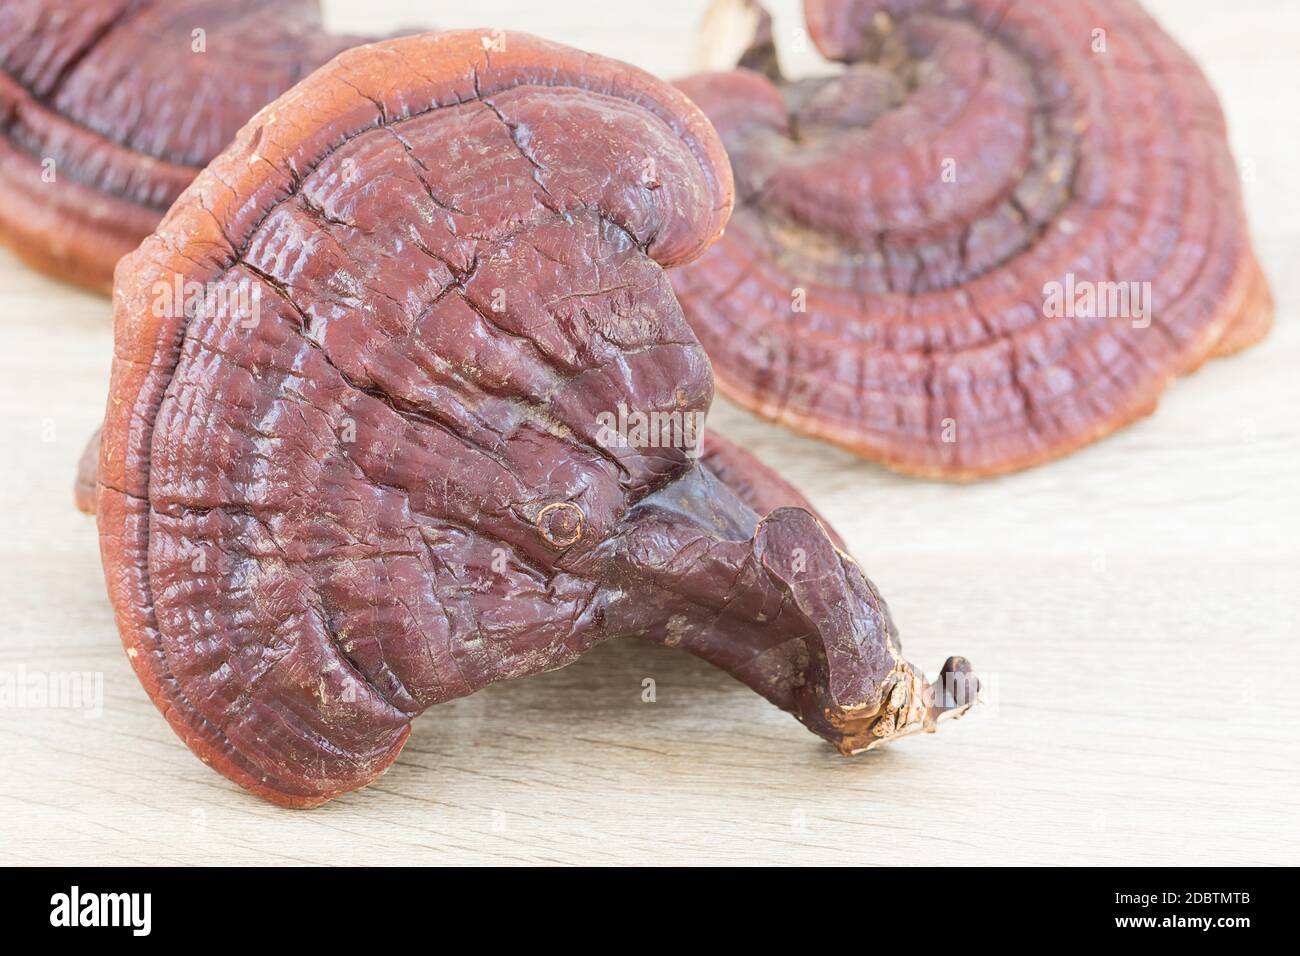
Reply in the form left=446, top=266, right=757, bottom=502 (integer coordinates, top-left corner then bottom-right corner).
left=673, top=0, right=1272, bottom=479
left=94, top=29, right=736, bottom=806
left=0, top=0, right=376, bottom=291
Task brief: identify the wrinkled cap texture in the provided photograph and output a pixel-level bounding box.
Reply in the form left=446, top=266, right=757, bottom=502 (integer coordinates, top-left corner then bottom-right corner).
left=673, top=0, right=1273, bottom=478
left=0, top=0, right=377, bottom=291
left=93, top=29, right=973, bottom=807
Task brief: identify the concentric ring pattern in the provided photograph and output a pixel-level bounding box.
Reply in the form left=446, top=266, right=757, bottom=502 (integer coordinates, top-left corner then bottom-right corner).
left=674, top=0, right=1272, bottom=477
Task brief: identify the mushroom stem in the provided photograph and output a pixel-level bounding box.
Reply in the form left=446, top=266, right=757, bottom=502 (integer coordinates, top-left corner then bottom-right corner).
left=693, top=0, right=783, bottom=79
left=605, top=463, right=976, bottom=750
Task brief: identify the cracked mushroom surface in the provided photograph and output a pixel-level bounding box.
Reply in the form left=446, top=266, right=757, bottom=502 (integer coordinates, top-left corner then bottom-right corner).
left=674, top=0, right=1273, bottom=479
left=91, top=31, right=973, bottom=808
left=0, top=0, right=379, bottom=291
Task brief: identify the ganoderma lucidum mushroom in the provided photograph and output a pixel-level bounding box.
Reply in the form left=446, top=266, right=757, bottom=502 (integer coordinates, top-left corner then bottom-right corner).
left=674, top=0, right=1273, bottom=478
left=86, top=31, right=975, bottom=807
left=0, top=0, right=379, bottom=291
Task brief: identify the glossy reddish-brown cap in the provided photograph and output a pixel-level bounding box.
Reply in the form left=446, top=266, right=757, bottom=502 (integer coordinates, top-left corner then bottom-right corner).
left=673, top=0, right=1273, bottom=479
left=97, top=28, right=729, bottom=806
left=0, top=0, right=379, bottom=292
left=92, top=29, right=975, bottom=807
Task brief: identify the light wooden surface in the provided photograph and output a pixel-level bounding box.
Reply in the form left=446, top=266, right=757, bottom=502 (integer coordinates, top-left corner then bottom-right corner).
left=1, top=0, right=1297, bottom=866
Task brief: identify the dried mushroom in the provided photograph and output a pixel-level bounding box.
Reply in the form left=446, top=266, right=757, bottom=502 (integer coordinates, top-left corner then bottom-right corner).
left=0, top=0, right=378, bottom=290
left=673, top=0, right=1273, bottom=478
left=88, top=31, right=973, bottom=807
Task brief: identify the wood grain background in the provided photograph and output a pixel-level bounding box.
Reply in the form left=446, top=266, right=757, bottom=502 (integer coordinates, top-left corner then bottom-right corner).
left=1, top=0, right=1296, bottom=866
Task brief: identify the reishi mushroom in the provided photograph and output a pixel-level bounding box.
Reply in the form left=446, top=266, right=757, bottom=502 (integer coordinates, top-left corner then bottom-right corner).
left=673, top=0, right=1273, bottom=478
left=0, top=0, right=380, bottom=291
left=88, top=31, right=974, bottom=807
